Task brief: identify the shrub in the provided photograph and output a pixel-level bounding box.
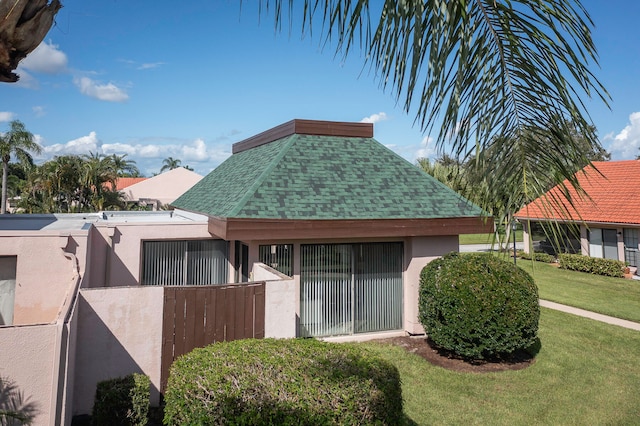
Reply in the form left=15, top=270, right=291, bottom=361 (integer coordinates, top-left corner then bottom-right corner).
left=92, top=373, right=150, bottom=426
left=516, top=250, right=556, bottom=263
left=163, top=338, right=403, bottom=425
left=557, top=253, right=626, bottom=278
left=419, top=252, right=540, bottom=360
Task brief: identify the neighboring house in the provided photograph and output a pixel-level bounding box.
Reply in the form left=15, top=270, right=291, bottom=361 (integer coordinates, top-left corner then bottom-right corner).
left=119, top=167, right=203, bottom=210
left=515, top=160, right=640, bottom=268
left=0, top=119, right=491, bottom=424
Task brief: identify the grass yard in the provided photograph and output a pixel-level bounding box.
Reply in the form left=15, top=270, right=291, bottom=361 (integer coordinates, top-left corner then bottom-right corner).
left=365, top=308, right=640, bottom=425
left=459, top=230, right=523, bottom=245
left=513, top=258, right=640, bottom=323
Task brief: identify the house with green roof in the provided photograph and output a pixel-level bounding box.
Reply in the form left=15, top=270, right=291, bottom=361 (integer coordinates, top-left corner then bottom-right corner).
left=172, top=119, right=491, bottom=337
left=0, top=120, right=491, bottom=422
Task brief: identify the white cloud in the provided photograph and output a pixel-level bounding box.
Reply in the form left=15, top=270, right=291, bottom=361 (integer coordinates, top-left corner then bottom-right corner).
left=0, top=112, right=16, bottom=122
left=137, top=62, right=165, bottom=70
left=360, top=112, right=388, bottom=124
left=14, top=68, right=38, bottom=89
left=32, top=106, right=46, bottom=117
left=606, top=112, right=640, bottom=159
left=20, top=40, right=68, bottom=74
left=74, top=77, right=129, bottom=102
left=414, top=135, right=436, bottom=160
left=43, top=131, right=101, bottom=156
left=181, top=138, right=209, bottom=161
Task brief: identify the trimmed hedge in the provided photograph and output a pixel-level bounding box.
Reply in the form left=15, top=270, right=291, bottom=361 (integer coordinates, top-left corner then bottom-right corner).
left=163, top=338, right=403, bottom=425
left=557, top=253, right=626, bottom=278
left=516, top=250, right=556, bottom=263
left=92, top=373, right=150, bottom=426
left=419, top=252, right=540, bottom=360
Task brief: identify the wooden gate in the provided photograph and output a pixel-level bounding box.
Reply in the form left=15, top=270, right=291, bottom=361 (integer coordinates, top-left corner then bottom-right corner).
left=160, top=282, right=265, bottom=392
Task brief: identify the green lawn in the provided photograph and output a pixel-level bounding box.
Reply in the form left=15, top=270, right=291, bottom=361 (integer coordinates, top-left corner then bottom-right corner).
left=513, top=258, right=640, bottom=323
left=365, top=308, right=640, bottom=425
left=459, top=230, right=523, bottom=245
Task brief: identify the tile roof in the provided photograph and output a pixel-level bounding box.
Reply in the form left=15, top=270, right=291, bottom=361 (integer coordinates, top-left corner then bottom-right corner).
left=114, top=177, right=147, bottom=191
left=515, top=160, right=640, bottom=225
left=173, top=128, right=483, bottom=220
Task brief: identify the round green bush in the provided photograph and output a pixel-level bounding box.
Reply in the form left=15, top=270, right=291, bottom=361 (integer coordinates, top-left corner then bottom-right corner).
left=419, top=252, right=540, bottom=360
left=163, top=338, right=403, bottom=425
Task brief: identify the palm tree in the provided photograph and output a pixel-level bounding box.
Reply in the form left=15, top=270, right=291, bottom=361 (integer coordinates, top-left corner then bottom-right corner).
left=160, top=157, right=182, bottom=173
left=3, top=2, right=609, bottom=225
left=0, top=120, right=42, bottom=214
left=264, top=1, right=608, bottom=228
left=110, top=154, right=140, bottom=177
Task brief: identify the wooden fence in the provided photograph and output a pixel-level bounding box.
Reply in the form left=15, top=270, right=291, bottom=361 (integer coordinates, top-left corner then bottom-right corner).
left=160, top=282, right=265, bottom=392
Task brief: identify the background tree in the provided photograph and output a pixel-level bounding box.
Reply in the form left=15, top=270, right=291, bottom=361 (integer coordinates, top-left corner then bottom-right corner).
left=0, top=120, right=41, bottom=214
left=160, top=157, right=182, bottom=173
left=110, top=154, right=140, bottom=177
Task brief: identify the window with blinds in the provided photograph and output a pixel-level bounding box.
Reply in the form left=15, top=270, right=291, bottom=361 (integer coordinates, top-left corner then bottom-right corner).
left=142, top=240, right=228, bottom=286
left=258, top=244, right=293, bottom=277
left=300, top=242, right=403, bottom=337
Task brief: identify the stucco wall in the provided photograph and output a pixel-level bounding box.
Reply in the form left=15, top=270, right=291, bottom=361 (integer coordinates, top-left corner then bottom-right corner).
left=0, top=232, right=88, bottom=325
left=253, top=263, right=296, bottom=338
left=91, top=222, right=213, bottom=287
left=0, top=324, right=57, bottom=425
left=404, top=235, right=458, bottom=335
left=73, top=286, right=164, bottom=415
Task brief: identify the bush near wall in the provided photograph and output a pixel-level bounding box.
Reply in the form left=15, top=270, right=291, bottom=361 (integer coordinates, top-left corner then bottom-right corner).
left=557, top=253, right=626, bottom=278
left=92, top=373, right=150, bottom=426
left=163, top=338, right=403, bottom=426
left=419, top=252, right=540, bottom=360
left=516, top=250, right=556, bottom=263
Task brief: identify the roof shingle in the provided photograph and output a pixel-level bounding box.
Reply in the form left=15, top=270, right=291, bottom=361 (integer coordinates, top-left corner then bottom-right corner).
left=173, top=126, right=483, bottom=220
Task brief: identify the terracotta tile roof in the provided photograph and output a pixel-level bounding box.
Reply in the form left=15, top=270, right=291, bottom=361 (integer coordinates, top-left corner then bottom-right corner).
left=515, top=160, right=640, bottom=225
left=114, top=177, right=147, bottom=191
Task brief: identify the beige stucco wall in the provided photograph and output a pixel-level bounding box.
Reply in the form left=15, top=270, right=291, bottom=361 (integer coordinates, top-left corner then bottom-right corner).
left=73, top=286, right=164, bottom=416
left=253, top=263, right=297, bottom=338
left=0, top=324, right=58, bottom=425
left=90, top=222, right=214, bottom=287
left=404, top=235, right=458, bottom=335
left=0, top=232, right=88, bottom=325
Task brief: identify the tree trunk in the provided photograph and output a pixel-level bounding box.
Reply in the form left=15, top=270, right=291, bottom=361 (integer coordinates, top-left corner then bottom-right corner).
left=0, top=0, right=62, bottom=82
left=1, top=158, right=8, bottom=214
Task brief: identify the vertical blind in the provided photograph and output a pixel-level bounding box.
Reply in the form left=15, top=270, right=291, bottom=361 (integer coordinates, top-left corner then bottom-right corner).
left=258, top=244, right=293, bottom=277
left=300, top=242, right=403, bottom=337
left=142, top=240, right=228, bottom=286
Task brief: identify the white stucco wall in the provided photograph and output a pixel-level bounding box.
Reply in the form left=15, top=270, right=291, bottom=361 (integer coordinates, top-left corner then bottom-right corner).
left=404, top=235, right=459, bottom=335
left=73, top=286, right=164, bottom=416
left=0, top=324, right=58, bottom=425
left=253, top=263, right=296, bottom=339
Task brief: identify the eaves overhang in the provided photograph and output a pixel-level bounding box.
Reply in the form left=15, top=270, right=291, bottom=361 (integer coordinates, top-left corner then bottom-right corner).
left=207, top=216, right=493, bottom=241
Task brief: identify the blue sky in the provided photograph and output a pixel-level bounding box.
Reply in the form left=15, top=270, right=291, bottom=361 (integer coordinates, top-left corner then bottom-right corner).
left=1, top=0, right=639, bottom=176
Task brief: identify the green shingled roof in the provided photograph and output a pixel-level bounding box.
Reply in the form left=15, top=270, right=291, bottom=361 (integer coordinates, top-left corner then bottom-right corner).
left=172, top=133, right=482, bottom=220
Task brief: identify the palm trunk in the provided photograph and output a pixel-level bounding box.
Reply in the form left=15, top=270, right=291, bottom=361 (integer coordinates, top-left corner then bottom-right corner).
left=1, top=159, right=8, bottom=214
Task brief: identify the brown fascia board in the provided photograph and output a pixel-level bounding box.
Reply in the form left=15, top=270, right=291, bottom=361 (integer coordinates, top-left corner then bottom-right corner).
left=232, top=119, right=374, bottom=154
left=208, top=216, right=493, bottom=241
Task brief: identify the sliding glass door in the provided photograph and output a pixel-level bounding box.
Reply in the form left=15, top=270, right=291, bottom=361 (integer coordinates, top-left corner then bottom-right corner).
left=300, top=242, right=403, bottom=337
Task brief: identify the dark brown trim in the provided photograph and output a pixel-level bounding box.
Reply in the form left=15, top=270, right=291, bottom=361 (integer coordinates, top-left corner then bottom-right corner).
left=208, top=216, right=493, bottom=241
left=232, top=119, right=374, bottom=154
